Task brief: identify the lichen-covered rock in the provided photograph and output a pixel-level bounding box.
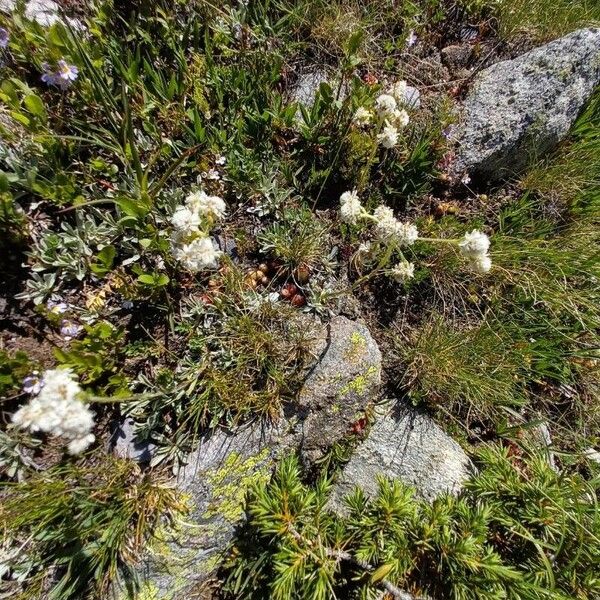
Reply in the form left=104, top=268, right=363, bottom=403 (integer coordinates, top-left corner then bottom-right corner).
left=130, top=421, right=294, bottom=599
left=126, top=316, right=382, bottom=597
left=290, top=69, right=331, bottom=107
left=454, top=28, right=600, bottom=180
left=330, top=404, right=473, bottom=509
left=297, top=316, right=382, bottom=463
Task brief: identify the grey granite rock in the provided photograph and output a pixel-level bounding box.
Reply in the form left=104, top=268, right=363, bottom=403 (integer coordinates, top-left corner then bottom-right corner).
left=111, top=417, right=157, bottom=463
left=126, top=316, right=383, bottom=598
left=330, top=404, right=473, bottom=510
left=128, top=420, right=296, bottom=600
left=291, top=69, right=331, bottom=107
left=297, top=316, right=382, bottom=463
left=454, top=28, right=600, bottom=180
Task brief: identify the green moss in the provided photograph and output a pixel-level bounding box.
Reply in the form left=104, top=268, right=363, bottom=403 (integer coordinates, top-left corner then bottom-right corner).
left=203, top=449, right=272, bottom=521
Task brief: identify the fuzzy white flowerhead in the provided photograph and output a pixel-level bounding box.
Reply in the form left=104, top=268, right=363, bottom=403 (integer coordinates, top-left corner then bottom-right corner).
left=377, top=121, right=399, bottom=149
left=392, top=108, right=410, bottom=129
left=396, top=221, right=419, bottom=246
left=186, top=191, right=227, bottom=221
left=67, top=433, right=95, bottom=455
left=174, top=236, right=222, bottom=272
left=38, top=368, right=82, bottom=404
left=469, top=255, right=492, bottom=274
left=459, top=229, right=490, bottom=259
left=339, top=190, right=363, bottom=225
left=373, top=205, right=398, bottom=240
left=171, top=205, right=202, bottom=235
left=389, top=80, right=408, bottom=104
left=374, top=94, right=397, bottom=119
left=353, top=106, right=373, bottom=126
left=11, top=368, right=95, bottom=454
left=390, top=260, right=415, bottom=282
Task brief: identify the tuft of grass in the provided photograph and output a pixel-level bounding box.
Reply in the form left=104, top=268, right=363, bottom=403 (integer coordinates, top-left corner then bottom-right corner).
left=389, top=314, right=524, bottom=422
left=258, top=205, right=331, bottom=276
left=463, top=0, right=600, bottom=40
left=0, top=457, right=185, bottom=600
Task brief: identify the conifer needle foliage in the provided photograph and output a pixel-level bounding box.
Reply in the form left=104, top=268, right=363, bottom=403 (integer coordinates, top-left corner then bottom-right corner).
left=225, top=447, right=600, bottom=600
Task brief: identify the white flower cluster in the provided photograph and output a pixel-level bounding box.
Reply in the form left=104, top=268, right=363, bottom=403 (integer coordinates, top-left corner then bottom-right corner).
left=459, top=229, right=492, bottom=273
left=12, top=369, right=95, bottom=454
left=171, top=191, right=226, bottom=272
left=353, top=80, right=416, bottom=148
left=339, top=190, right=365, bottom=225
left=390, top=259, right=415, bottom=282
left=339, top=192, right=419, bottom=248
left=372, top=205, right=419, bottom=246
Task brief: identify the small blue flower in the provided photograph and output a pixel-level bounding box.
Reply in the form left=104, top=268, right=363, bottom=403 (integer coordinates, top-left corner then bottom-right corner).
left=22, top=372, right=43, bottom=395
left=60, top=319, right=83, bottom=340
left=41, top=59, right=79, bottom=89
left=0, top=27, right=9, bottom=49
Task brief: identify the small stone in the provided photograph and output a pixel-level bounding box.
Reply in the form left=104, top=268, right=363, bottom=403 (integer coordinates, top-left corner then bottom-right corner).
left=453, top=28, right=600, bottom=180
left=403, top=85, right=421, bottom=109
left=296, top=316, right=382, bottom=463
left=110, top=417, right=157, bottom=464
left=290, top=69, right=331, bottom=107
left=330, top=404, right=473, bottom=510
left=215, top=234, right=237, bottom=257
left=441, top=44, right=474, bottom=70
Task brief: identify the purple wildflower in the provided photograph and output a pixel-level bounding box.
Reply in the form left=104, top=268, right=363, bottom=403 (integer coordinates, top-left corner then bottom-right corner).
left=47, top=299, right=69, bottom=314
left=0, top=27, right=8, bottom=49
left=41, top=59, right=79, bottom=89
left=406, top=30, right=417, bottom=48
left=22, top=372, right=43, bottom=395
left=41, top=61, right=58, bottom=86
left=60, top=319, right=83, bottom=340
left=56, top=59, right=78, bottom=87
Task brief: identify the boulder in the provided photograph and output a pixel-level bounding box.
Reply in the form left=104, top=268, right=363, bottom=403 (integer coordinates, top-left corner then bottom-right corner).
left=125, top=316, right=382, bottom=598
left=127, top=421, right=294, bottom=600
left=453, top=28, right=600, bottom=180
left=296, top=316, right=382, bottom=463
left=330, top=404, right=473, bottom=510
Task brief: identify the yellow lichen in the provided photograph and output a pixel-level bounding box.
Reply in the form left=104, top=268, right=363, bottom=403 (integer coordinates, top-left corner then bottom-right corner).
left=202, top=449, right=271, bottom=521
left=338, top=365, right=379, bottom=398
left=345, top=331, right=367, bottom=362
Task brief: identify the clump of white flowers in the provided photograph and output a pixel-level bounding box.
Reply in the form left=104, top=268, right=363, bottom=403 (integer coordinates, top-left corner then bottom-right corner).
left=352, top=79, right=417, bottom=149
left=459, top=229, right=492, bottom=273
left=352, top=106, right=373, bottom=126
left=12, top=368, right=95, bottom=454
left=339, top=190, right=366, bottom=225
left=374, top=94, right=398, bottom=120
left=339, top=193, right=493, bottom=281
left=170, top=190, right=226, bottom=272
left=372, top=205, right=418, bottom=246
left=377, top=120, right=400, bottom=149
left=390, top=260, right=415, bottom=282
